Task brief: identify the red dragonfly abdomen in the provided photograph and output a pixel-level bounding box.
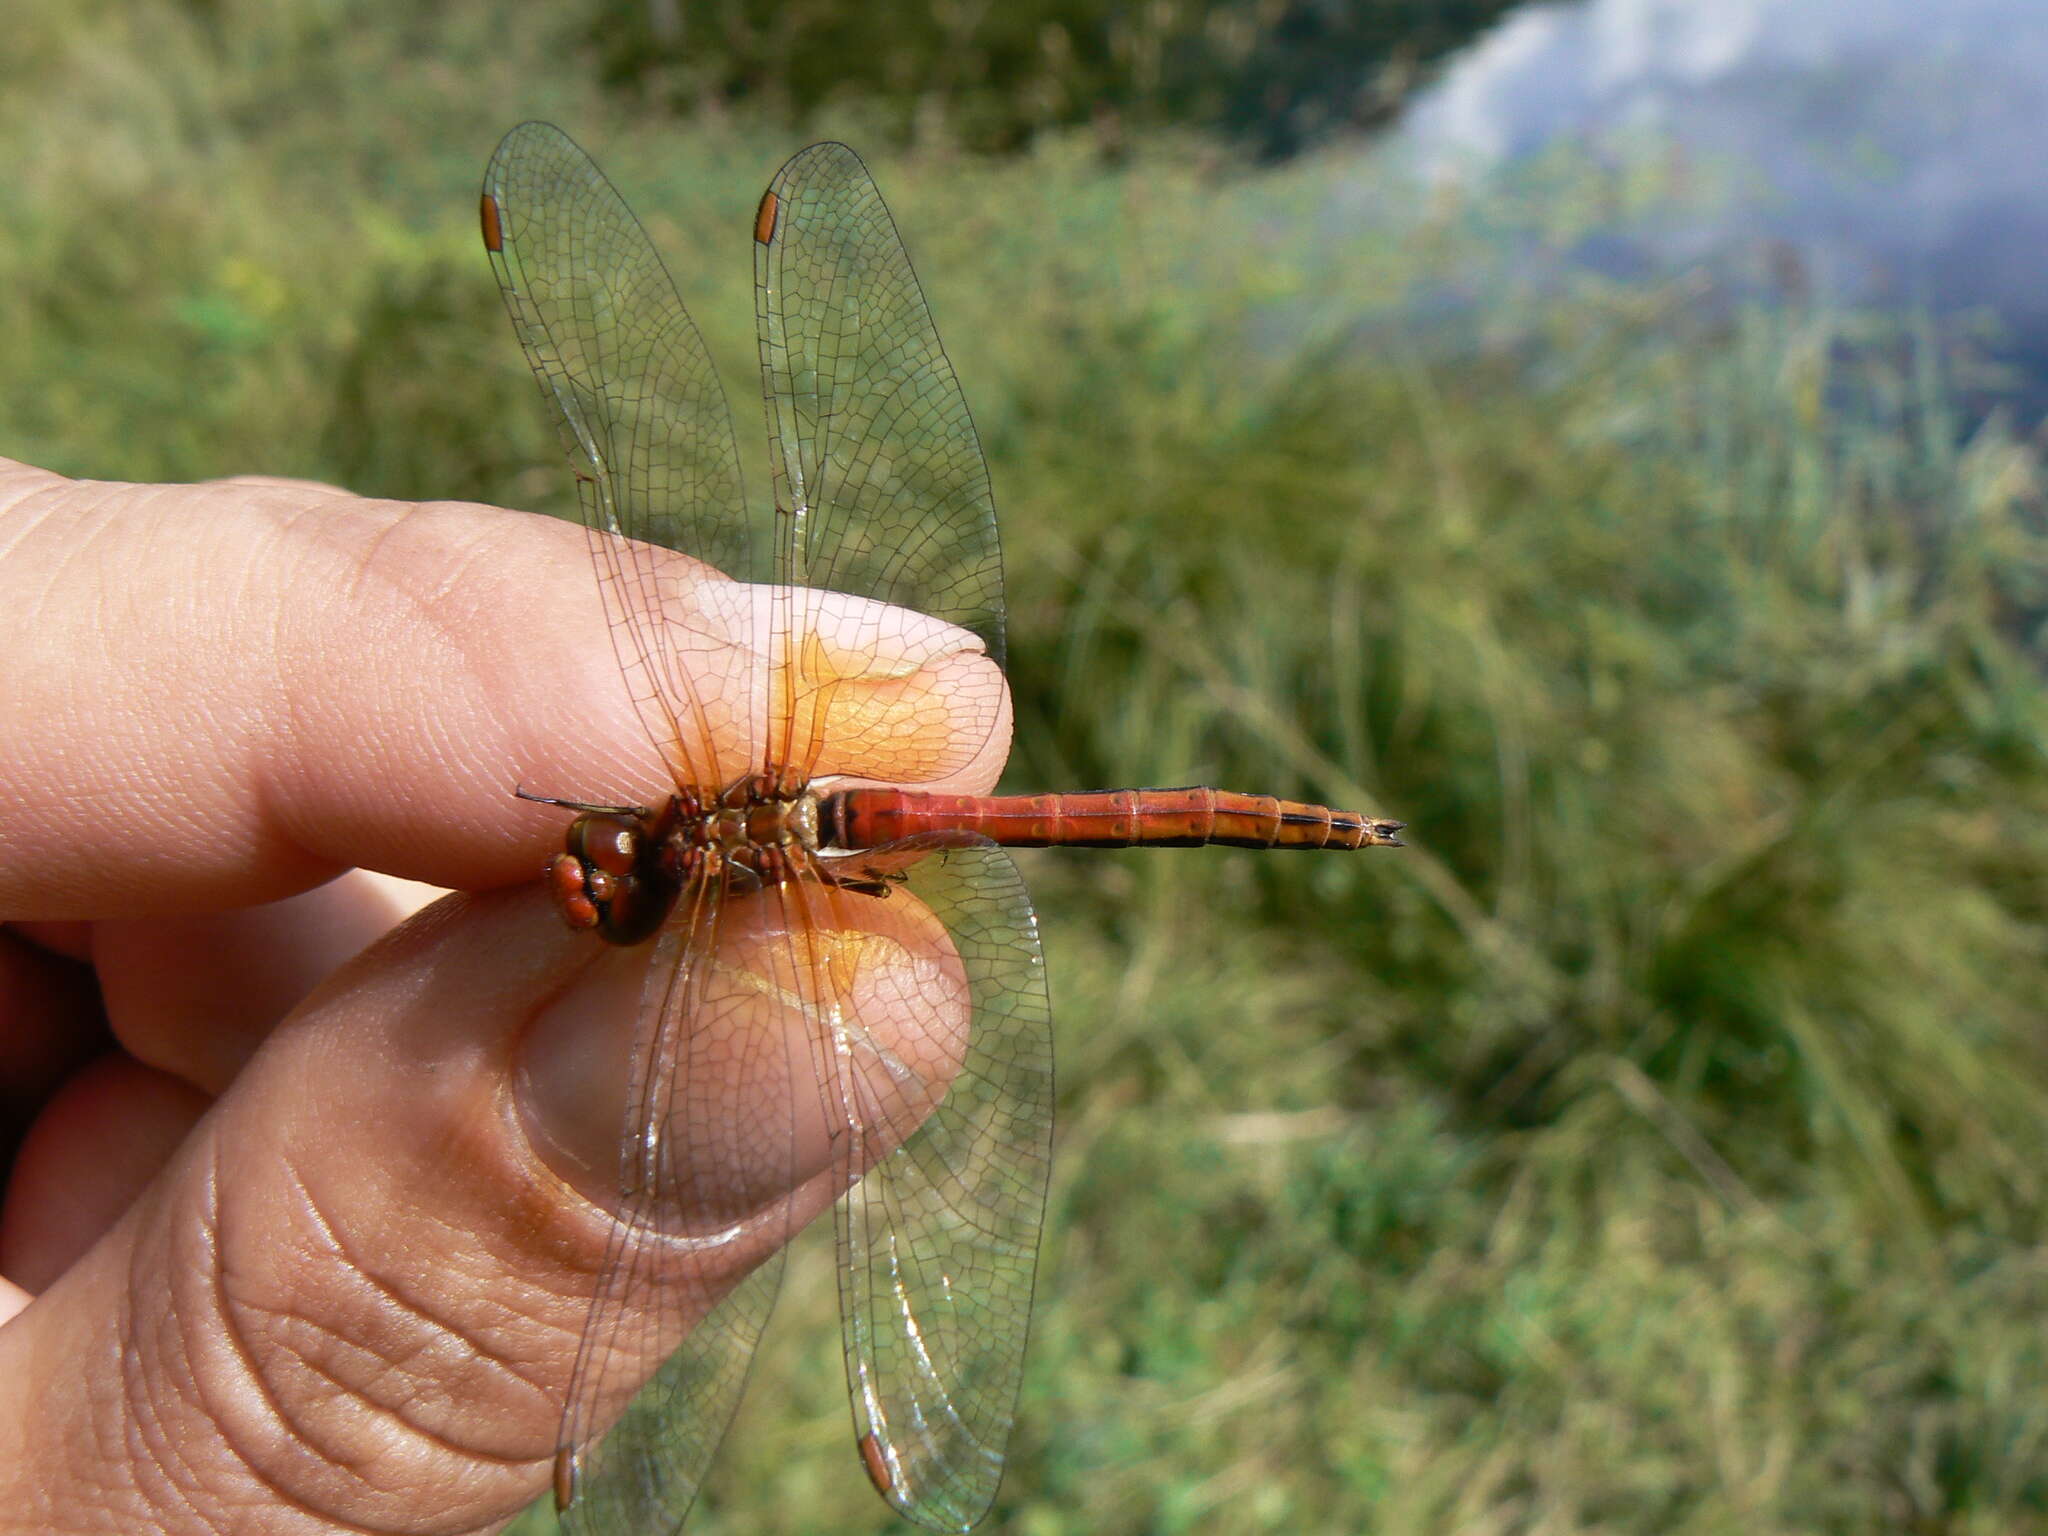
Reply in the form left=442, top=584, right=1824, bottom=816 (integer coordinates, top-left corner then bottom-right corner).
left=822, top=786, right=1403, bottom=851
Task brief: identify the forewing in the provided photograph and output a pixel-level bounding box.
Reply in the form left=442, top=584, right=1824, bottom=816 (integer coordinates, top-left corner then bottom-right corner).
left=821, top=840, right=1054, bottom=1531
left=753, top=143, right=1006, bottom=782
left=553, top=876, right=787, bottom=1536
left=482, top=121, right=754, bottom=790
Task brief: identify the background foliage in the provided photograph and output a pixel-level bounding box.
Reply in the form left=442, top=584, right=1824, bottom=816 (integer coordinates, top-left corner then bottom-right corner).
left=9, top=0, right=2048, bottom=1531
left=579, top=0, right=1519, bottom=159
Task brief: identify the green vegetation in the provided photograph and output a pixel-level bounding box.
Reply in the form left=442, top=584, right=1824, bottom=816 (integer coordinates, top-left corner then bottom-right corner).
left=578, top=0, right=1519, bottom=159
left=12, top=2, right=2048, bottom=1531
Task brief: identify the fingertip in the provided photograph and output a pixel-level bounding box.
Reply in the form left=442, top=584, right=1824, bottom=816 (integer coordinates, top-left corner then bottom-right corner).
left=795, top=592, right=1013, bottom=793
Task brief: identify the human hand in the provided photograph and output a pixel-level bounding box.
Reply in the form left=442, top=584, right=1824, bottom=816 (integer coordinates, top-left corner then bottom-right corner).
left=0, top=459, right=1007, bottom=1533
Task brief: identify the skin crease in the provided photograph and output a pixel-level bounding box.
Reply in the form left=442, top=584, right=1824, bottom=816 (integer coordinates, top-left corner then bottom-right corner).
left=0, top=458, right=1011, bottom=1535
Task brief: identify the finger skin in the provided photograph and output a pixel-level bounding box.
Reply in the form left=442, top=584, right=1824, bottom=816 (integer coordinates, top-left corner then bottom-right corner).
left=0, top=460, right=1010, bottom=918
left=95, top=870, right=450, bottom=1097
left=0, top=1054, right=208, bottom=1294
left=0, top=874, right=441, bottom=1299
left=0, top=927, right=106, bottom=1169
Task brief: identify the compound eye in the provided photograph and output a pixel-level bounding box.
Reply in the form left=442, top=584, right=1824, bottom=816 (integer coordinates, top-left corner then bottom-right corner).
left=572, top=816, right=639, bottom=877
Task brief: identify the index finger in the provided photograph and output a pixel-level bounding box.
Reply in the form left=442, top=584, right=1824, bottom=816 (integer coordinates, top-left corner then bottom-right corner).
left=0, top=460, right=1012, bottom=920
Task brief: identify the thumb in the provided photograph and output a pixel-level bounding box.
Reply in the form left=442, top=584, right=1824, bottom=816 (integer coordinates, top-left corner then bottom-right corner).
left=0, top=881, right=967, bottom=1534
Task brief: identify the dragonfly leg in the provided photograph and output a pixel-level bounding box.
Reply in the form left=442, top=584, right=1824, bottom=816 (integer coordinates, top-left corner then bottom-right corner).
left=817, top=864, right=909, bottom=898
left=514, top=784, right=655, bottom=818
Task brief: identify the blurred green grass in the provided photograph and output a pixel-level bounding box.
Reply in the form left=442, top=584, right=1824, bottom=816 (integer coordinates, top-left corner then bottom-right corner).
left=13, top=2, right=2048, bottom=1532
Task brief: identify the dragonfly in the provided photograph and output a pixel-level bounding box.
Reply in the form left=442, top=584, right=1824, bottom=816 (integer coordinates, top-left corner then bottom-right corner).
left=479, top=121, right=1403, bottom=1534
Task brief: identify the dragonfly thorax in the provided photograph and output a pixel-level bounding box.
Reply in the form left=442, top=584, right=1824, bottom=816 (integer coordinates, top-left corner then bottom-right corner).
left=544, top=775, right=823, bottom=945
left=702, top=771, right=821, bottom=859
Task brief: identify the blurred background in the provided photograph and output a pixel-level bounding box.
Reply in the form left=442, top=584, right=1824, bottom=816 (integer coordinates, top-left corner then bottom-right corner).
left=11, top=0, right=2048, bottom=1530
